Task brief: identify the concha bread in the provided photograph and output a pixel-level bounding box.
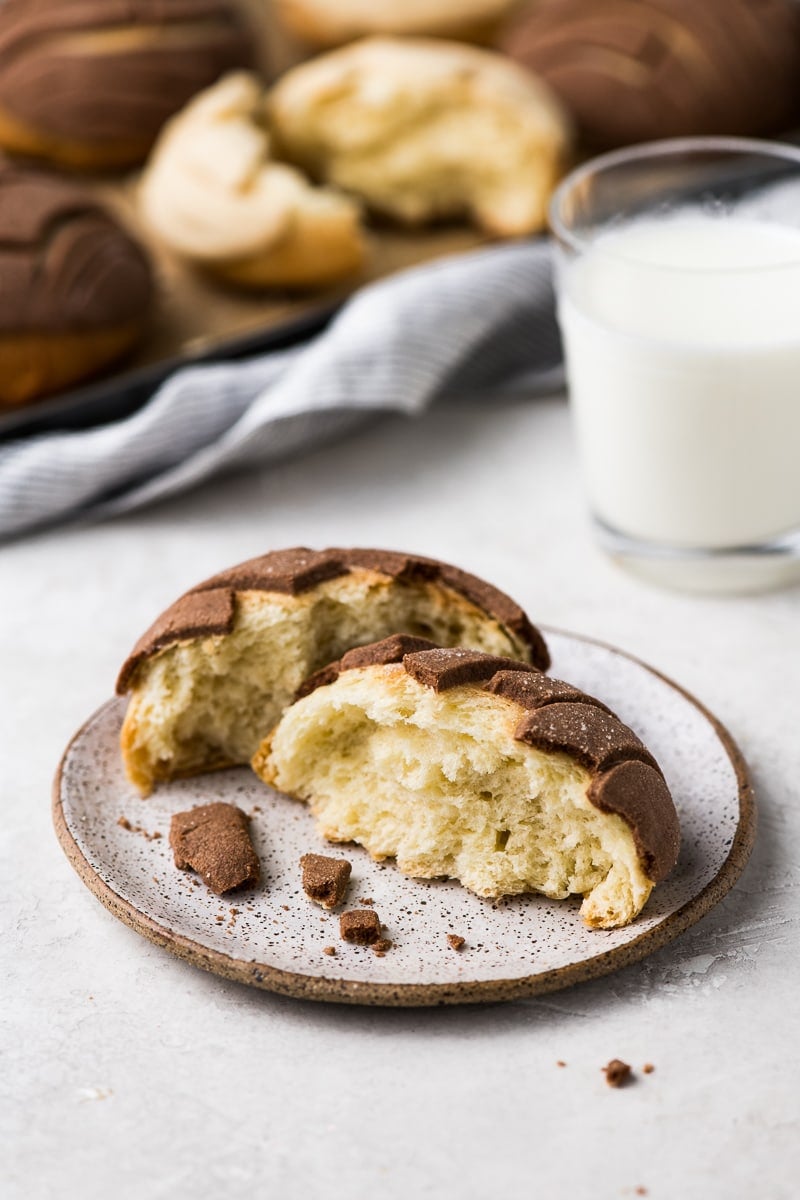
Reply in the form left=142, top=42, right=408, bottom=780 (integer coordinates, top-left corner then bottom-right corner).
left=273, top=0, right=519, bottom=46
left=140, top=73, right=366, bottom=290
left=254, top=638, right=681, bottom=929
left=117, top=548, right=549, bottom=795
left=501, top=0, right=800, bottom=149
left=0, top=0, right=252, bottom=169
left=268, top=37, right=572, bottom=236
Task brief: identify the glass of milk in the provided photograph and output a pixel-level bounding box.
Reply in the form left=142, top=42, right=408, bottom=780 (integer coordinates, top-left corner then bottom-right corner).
left=550, top=137, right=800, bottom=592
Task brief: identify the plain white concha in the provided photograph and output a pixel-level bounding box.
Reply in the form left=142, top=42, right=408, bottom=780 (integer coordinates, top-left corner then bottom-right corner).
left=268, top=37, right=572, bottom=235
left=139, top=72, right=366, bottom=289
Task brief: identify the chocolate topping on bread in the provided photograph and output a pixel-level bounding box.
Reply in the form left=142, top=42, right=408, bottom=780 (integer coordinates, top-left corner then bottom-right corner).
left=589, top=760, right=679, bottom=883
left=0, top=0, right=252, bottom=166
left=0, top=160, right=153, bottom=333
left=116, top=548, right=549, bottom=693
left=501, top=0, right=800, bottom=150
left=403, top=647, right=534, bottom=692
left=292, top=641, right=678, bottom=885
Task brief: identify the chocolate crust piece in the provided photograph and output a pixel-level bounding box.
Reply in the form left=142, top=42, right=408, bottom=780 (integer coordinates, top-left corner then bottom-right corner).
left=300, top=642, right=679, bottom=885
left=340, top=909, right=382, bottom=945
left=169, top=802, right=259, bottom=895
left=300, top=853, right=352, bottom=908
left=116, top=547, right=548, bottom=693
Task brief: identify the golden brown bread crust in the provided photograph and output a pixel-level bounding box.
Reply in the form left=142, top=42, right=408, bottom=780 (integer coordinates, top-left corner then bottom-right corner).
left=0, top=0, right=253, bottom=168
left=273, top=0, right=518, bottom=46
left=0, top=322, right=145, bottom=407
left=501, top=0, right=800, bottom=149
left=293, top=637, right=680, bottom=884
left=116, top=547, right=550, bottom=693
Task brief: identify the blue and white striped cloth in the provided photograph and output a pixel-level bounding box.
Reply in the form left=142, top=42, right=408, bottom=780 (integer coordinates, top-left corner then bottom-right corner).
left=0, top=241, right=562, bottom=539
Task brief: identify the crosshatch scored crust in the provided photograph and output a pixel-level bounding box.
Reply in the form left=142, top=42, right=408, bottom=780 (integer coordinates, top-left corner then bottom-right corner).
left=52, top=629, right=757, bottom=1006
left=254, top=639, right=681, bottom=928
left=115, top=547, right=549, bottom=795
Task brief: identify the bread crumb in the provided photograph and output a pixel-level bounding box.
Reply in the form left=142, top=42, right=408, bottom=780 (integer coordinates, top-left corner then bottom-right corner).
left=447, top=934, right=466, bottom=951
left=323, top=945, right=337, bottom=956
left=117, top=816, right=133, bottom=831
left=635, top=1188, right=648, bottom=1196
left=372, top=938, right=393, bottom=956
left=556, top=1060, right=566, bottom=1068
left=340, top=909, right=381, bottom=945
left=358, top=897, right=375, bottom=906
left=642, top=1063, right=655, bottom=1075
left=604, top=1059, right=633, bottom=1088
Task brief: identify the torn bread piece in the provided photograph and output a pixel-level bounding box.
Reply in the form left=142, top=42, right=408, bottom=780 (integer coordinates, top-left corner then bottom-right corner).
left=252, top=639, right=680, bottom=929
left=140, top=72, right=366, bottom=289
left=117, top=548, right=548, bottom=795
left=268, top=37, right=572, bottom=236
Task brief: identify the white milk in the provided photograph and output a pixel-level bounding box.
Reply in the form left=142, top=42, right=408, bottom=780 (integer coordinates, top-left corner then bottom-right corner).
left=558, top=216, right=800, bottom=550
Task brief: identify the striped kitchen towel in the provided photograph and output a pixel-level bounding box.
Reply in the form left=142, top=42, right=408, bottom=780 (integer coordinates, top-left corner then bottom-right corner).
left=0, top=240, right=562, bottom=539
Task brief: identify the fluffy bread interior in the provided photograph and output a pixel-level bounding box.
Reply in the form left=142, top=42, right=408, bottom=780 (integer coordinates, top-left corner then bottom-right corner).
left=253, top=665, right=654, bottom=929
left=268, top=39, right=570, bottom=235
left=121, top=571, right=532, bottom=795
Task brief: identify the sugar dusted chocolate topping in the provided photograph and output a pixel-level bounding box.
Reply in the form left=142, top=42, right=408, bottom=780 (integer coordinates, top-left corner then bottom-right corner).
left=296, top=633, right=440, bottom=699
left=589, top=760, right=680, bottom=883
left=515, top=702, right=659, bottom=775
left=300, top=853, right=352, bottom=909
left=0, top=160, right=152, bottom=334
left=305, top=642, right=679, bottom=884
left=339, top=909, right=382, bottom=945
left=0, top=0, right=252, bottom=159
left=403, top=647, right=533, bottom=692
left=169, top=802, right=259, bottom=895
left=116, top=548, right=548, bottom=693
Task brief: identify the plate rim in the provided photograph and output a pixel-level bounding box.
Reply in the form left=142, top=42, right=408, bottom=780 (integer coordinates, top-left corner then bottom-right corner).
left=52, top=629, right=757, bottom=1007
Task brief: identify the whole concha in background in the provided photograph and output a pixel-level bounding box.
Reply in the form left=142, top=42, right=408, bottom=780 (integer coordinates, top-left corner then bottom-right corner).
left=0, top=159, right=153, bottom=407
left=272, top=0, right=521, bottom=46
left=0, top=0, right=254, bottom=169
left=268, top=36, right=572, bottom=236
left=501, top=0, right=800, bottom=149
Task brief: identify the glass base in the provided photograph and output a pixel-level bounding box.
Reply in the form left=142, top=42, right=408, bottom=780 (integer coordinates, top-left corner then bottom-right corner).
left=594, top=517, right=800, bottom=595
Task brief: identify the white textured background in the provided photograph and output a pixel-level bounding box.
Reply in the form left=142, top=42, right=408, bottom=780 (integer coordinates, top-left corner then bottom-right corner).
left=2, top=392, right=798, bottom=1199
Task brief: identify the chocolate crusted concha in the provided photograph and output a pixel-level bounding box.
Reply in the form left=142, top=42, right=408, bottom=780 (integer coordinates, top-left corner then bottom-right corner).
left=501, top=0, right=800, bottom=149
left=255, top=639, right=680, bottom=928
left=0, top=159, right=153, bottom=406
left=0, top=0, right=253, bottom=168
left=118, top=547, right=547, bottom=795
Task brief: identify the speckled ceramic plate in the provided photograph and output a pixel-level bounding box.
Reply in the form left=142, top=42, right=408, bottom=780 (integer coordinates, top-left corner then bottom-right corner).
left=53, top=630, right=755, bottom=1006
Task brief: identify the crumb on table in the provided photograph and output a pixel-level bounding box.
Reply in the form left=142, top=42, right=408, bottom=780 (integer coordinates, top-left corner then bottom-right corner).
left=604, top=1059, right=633, bottom=1088
left=447, top=934, right=466, bottom=951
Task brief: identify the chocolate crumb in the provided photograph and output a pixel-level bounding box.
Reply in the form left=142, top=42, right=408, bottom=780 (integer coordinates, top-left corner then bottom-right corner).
left=604, top=1059, right=633, bottom=1088
left=642, top=1063, right=655, bottom=1075
left=372, top=938, right=393, bottom=956
left=151, top=831, right=162, bottom=840
left=169, top=802, right=260, bottom=895
left=447, top=934, right=466, bottom=951
left=340, top=909, right=382, bottom=945
left=323, top=945, right=337, bottom=956
left=301, top=853, right=352, bottom=908
left=358, top=897, right=375, bottom=906
left=556, top=1060, right=567, bottom=1068
left=281, top=904, right=290, bottom=911
left=635, top=1189, right=648, bottom=1196
left=117, top=816, right=133, bottom=830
